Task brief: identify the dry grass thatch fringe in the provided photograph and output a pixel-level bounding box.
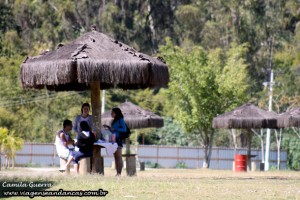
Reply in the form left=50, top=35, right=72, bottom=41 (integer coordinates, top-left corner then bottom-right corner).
left=277, top=107, right=300, bottom=128
left=101, top=101, right=164, bottom=129
left=212, top=118, right=278, bottom=129
left=20, top=30, right=169, bottom=91
left=102, top=117, right=164, bottom=129
left=77, top=59, right=150, bottom=84
left=20, top=60, right=76, bottom=87
left=212, top=103, right=279, bottom=129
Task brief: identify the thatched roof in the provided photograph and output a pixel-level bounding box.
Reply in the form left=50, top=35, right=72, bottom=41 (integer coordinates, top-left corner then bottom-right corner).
left=101, top=101, right=163, bottom=129
left=20, top=29, right=169, bottom=91
left=277, top=107, right=300, bottom=128
left=212, top=103, right=278, bottom=129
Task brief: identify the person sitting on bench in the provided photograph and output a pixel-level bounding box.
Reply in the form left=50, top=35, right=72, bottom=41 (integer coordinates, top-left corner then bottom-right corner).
left=55, top=119, right=75, bottom=163
left=60, top=121, right=95, bottom=174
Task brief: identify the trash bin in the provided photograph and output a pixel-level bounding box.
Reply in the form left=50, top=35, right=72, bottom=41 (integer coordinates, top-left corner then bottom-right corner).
left=260, top=162, right=264, bottom=171
left=140, top=162, right=145, bottom=171
left=235, top=154, right=247, bottom=172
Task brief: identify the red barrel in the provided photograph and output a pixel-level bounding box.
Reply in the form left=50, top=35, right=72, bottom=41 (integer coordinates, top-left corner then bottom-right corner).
left=235, top=154, right=247, bottom=172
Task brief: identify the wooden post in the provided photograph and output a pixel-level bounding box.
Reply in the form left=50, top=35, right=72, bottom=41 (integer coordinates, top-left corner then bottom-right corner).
left=126, top=155, right=136, bottom=176
left=126, top=138, right=130, bottom=154
left=92, top=145, right=104, bottom=175
left=90, top=81, right=103, bottom=174
left=246, top=129, right=252, bottom=171
left=79, top=157, right=91, bottom=175
left=90, top=81, right=101, bottom=139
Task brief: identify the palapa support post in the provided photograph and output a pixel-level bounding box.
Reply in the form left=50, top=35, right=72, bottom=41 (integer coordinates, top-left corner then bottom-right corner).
left=92, top=145, right=104, bottom=175
left=90, top=81, right=104, bottom=174
left=126, top=138, right=130, bottom=154
left=90, top=81, right=102, bottom=139
left=246, top=129, right=252, bottom=171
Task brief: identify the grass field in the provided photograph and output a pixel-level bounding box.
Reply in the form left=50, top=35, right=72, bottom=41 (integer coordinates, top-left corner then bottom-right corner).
left=0, top=167, right=299, bottom=200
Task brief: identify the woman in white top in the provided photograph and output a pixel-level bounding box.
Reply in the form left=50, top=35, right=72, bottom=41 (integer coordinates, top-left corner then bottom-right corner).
left=55, top=119, right=75, bottom=160
left=73, top=103, right=94, bottom=138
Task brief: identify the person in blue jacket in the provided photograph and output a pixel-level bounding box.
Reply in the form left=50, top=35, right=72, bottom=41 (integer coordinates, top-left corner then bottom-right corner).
left=104, top=107, right=126, bottom=176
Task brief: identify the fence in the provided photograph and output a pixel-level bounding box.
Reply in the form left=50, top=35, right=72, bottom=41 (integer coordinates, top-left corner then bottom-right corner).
left=1, top=143, right=287, bottom=170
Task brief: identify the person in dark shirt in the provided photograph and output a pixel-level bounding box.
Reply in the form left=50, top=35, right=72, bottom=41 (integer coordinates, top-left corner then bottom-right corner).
left=60, top=121, right=95, bottom=174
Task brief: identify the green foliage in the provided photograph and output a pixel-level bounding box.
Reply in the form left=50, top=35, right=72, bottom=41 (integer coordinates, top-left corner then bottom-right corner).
left=159, top=38, right=219, bottom=133
left=214, top=43, right=250, bottom=111
left=283, top=136, right=300, bottom=170
left=159, top=38, right=249, bottom=133
left=0, top=127, right=24, bottom=167
left=154, top=117, right=187, bottom=146
left=158, top=38, right=249, bottom=167
left=175, top=161, right=188, bottom=169
left=145, top=161, right=162, bottom=169
left=136, top=128, right=160, bottom=145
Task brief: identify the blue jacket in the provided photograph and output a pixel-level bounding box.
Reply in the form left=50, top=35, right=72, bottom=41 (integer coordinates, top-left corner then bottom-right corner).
left=111, top=118, right=127, bottom=138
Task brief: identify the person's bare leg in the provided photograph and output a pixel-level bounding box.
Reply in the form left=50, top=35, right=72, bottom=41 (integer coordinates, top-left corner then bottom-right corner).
left=114, top=151, right=119, bottom=175
left=74, top=163, right=79, bottom=174
left=64, top=156, right=74, bottom=169
left=66, top=164, right=71, bottom=174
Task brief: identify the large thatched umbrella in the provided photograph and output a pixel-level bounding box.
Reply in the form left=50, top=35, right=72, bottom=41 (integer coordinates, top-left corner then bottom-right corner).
left=19, top=27, right=169, bottom=173
left=277, top=107, right=300, bottom=128
left=101, top=101, right=164, bottom=129
left=213, top=103, right=278, bottom=171
left=20, top=27, right=169, bottom=135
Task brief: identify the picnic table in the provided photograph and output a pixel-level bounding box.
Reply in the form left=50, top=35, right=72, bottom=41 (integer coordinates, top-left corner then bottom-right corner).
left=91, top=140, right=118, bottom=175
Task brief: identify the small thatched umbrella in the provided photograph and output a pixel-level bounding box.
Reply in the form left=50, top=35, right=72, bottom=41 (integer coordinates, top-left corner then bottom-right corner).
left=213, top=103, right=278, bottom=171
left=277, top=107, right=300, bottom=128
left=102, top=101, right=164, bottom=151
left=102, top=101, right=164, bottom=129
left=20, top=27, right=169, bottom=174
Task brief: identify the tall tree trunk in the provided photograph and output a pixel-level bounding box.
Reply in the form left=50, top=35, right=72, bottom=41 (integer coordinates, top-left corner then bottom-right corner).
left=168, top=0, right=177, bottom=39
left=251, top=129, right=265, bottom=163
left=202, top=129, right=214, bottom=168
left=147, top=0, right=157, bottom=54
left=231, top=129, right=237, bottom=154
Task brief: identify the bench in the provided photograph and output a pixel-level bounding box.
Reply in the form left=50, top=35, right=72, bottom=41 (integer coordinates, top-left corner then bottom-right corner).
left=122, top=154, right=136, bottom=176
left=79, top=157, right=91, bottom=175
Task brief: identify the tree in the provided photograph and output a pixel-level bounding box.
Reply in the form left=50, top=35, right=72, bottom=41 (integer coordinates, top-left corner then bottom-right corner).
left=0, top=127, right=24, bottom=168
left=154, top=117, right=188, bottom=146
left=159, top=38, right=249, bottom=168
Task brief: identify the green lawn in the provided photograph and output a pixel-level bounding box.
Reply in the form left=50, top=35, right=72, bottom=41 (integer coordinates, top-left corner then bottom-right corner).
left=0, top=167, right=299, bottom=200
